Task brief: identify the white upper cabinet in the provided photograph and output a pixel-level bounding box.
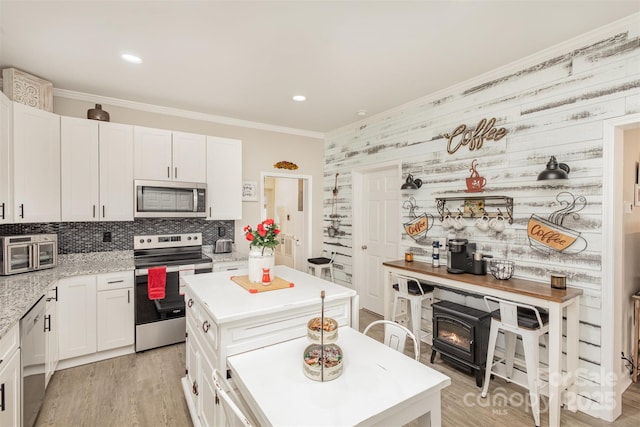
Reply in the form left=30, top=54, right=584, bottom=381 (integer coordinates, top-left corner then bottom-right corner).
left=13, top=102, right=60, bottom=223
left=134, top=127, right=206, bottom=182
left=61, top=117, right=134, bottom=221
left=206, top=136, right=242, bottom=220
left=172, top=131, right=207, bottom=183
left=61, top=117, right=100, bottom=221
left=0, top=92, right=12, bottom=224
left=134, top=126, right=172, bottom=181
left=99, top=122, right=134, bottom=220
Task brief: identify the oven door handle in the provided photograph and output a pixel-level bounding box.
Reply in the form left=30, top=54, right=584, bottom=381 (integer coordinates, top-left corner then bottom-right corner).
left=135, top=263, right=213, bottom=276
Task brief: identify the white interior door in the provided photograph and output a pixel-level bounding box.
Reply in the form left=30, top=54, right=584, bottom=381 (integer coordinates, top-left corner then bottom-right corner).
left=360, top=167, right=399, bottom=314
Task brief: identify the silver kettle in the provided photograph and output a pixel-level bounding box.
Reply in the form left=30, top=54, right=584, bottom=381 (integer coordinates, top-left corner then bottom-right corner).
left=214, top=238, right=233, bottom=253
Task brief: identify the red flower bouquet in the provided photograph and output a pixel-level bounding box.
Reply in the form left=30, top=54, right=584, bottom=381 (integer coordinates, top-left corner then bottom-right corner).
left=243, top=219, right=281, bottom=255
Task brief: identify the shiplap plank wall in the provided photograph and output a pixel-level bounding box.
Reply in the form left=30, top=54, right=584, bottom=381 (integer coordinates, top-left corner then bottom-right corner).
left=324, top=19, right=640, bottom=411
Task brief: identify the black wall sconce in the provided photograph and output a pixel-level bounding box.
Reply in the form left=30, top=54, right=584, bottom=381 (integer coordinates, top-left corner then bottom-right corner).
left=537, top=156, right=570, bottom=180
left=401, top=174, right=423, bottom=190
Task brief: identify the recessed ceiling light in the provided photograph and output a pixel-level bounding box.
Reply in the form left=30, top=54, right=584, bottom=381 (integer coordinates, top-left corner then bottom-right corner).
left=292, top=95, right=306, bottom=102
left=357, top=110, right=367, bottom=117
left=121, top=53, right=142, bottom=64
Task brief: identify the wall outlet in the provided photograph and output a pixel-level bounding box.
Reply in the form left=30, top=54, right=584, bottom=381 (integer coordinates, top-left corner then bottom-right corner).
left=103, top=231, right=112, bottom=243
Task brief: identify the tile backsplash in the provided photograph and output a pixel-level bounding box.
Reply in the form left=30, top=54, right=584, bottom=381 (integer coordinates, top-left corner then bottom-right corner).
left=0, top=218, right=235, bottom=254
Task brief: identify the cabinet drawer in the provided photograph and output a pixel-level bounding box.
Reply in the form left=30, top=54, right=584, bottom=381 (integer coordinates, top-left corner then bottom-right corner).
left=97, top=271, right=133, bottom=291
left=0, top=322, right=19, bottom=366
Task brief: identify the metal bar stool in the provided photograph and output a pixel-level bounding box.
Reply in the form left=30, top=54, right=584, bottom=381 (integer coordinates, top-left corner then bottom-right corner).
left=392, top=275, right=434, bottom=345
left=481, top=296, right=550, bottom=427
left=307, top=251, right=335, bottom=282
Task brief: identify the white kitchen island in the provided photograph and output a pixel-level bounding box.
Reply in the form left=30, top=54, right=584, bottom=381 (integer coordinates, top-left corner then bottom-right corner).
left=181, top=265, right=359, bottom=427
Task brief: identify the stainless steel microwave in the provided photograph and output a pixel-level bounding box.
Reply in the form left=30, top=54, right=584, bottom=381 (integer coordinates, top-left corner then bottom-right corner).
left=134, top=180, right=207, bottom=218
left=0, top=234, right=58, bottom=275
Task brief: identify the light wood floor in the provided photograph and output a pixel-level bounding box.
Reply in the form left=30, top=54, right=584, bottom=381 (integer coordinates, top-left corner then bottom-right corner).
left=36, top=310, right=640, bottom=427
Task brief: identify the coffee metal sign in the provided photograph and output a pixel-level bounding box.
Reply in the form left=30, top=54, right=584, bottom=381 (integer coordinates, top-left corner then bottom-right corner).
left=443, top=118, right=507, bottom=154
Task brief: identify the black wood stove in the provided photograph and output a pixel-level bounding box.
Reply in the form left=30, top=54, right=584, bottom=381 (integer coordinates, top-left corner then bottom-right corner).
left=430, top=301, right=491, bottom=387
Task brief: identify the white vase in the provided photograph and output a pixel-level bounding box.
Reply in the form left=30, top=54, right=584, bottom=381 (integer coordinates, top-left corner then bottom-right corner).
left=248, top=247, right=275, bottom=284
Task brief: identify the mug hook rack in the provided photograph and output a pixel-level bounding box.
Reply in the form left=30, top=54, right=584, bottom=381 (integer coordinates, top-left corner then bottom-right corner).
left=435, top=195, right=514, bottom=224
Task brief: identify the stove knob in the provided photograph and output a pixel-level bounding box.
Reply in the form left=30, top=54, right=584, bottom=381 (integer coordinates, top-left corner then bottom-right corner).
left=139, top=239, right=144, bottom=244
left=147, top=239, right=152, bottom=243
left=187, top=236, right=192, bottom=240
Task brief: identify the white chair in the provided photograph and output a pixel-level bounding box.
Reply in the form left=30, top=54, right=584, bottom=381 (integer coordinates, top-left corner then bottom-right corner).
left=481, top=296, right=550, bottom=427
left=213, top=369, right=254, bottom=427
left=307, top=250, right=336, bottom=281
left=392, top=275, right=434, bottom=345
left=363, top=319, right=420, bottom=361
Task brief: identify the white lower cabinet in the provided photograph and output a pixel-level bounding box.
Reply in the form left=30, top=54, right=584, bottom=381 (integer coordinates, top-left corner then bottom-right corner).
left=96, top=272, right=134, bottom=352
left=58, top=271, right=134, bottom=364
left=45, top=284, right=59, bottom=387
left=0, top=323, right=20, bottom=427
left=184, top=291, right=219, bottom=427
left=58, top=275, right=97, bottom=360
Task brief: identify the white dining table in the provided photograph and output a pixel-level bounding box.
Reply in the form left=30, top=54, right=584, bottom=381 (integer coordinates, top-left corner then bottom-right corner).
left=227, top=326, right=451, bottom=427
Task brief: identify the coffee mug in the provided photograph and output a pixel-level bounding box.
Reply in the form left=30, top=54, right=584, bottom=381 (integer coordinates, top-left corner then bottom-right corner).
left=453, top=215, right=467, bottom=230
left=466, top=176, right=487, bottom=192
left=442, top=214, right=454, bottom=229
left=489, top=215, right=505, bottom=232
left=475, top=215, right=490, bottom=231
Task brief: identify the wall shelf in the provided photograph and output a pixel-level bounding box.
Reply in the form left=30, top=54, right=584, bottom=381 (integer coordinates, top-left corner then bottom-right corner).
left=435, top=195, right=514, bottom=224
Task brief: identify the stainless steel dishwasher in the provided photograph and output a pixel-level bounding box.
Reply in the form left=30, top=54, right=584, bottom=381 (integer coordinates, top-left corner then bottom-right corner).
left=20, top=295, right=46, bottom=427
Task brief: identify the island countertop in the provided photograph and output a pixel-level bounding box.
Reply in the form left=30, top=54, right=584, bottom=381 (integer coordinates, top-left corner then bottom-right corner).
left=382, top=259, right=583, bottom=303
left=182, top=264, right=357, bottom=325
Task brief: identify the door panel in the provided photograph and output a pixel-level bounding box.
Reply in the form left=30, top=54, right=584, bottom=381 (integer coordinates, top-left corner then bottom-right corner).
left=360, top=167, right=399, bottom=314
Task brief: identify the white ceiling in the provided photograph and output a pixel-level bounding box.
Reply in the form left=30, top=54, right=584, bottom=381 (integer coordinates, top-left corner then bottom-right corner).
left=1, top=1, right=639, bottom=133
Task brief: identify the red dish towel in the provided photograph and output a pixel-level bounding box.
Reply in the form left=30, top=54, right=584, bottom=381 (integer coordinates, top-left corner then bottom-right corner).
left=148, top=266, right=167, bottom=300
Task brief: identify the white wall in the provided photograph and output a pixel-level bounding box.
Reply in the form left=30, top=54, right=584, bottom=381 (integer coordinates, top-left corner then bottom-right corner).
left=52, top=97, right=325, bottom=257
left=324, top=15, right=640, bottom=417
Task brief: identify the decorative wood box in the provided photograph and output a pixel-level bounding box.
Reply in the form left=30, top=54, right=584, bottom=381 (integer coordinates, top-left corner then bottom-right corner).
left=2, top=68, right=53, bottom=112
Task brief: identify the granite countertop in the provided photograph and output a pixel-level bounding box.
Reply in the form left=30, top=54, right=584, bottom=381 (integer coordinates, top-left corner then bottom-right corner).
left=203, top=246, right=248, bottom=263
left=0, top=251, right=134, bottom=341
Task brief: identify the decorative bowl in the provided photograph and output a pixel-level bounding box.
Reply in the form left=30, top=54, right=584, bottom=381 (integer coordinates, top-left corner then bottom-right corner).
left=489, top=259, right=515, bottom=280
left=307, top=317, right=338, bottom=344
left=303, top=343, right=343, bottom=382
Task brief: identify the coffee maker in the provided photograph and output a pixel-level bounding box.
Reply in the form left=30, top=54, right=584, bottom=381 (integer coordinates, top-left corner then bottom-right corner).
left=447, top=239, right=488, bottom=275
left=447, top=239, right=474, bottom=274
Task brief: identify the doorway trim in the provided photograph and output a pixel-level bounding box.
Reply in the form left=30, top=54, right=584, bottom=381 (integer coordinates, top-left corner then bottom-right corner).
left=602, top=112, right=640, bottom=421
left=259, top=171, right=313, bottom=271
left=352, top=160, right=402, bottom=312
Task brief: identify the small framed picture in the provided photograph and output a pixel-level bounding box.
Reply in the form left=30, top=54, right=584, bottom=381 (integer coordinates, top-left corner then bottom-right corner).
left=242, top=181, right=258, bottom=202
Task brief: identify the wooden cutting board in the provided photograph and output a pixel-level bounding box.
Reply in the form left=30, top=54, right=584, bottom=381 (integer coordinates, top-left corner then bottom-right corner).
left=231, top=275, right=295, bottom=293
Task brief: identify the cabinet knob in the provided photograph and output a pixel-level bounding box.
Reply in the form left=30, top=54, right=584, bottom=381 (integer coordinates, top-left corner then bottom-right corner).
left=361, top=245, right=367, bottom=250
left=188, top=298, right=194, bottom=308
left=192, top=380, right=198, bottom=396
left=202, top=320, right=210, bottom=333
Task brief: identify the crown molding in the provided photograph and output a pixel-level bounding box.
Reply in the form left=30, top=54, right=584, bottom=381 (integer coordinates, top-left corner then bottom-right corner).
left=327, top=12, right=640, bottom=138
left=53, top=88, right=325, bottom=140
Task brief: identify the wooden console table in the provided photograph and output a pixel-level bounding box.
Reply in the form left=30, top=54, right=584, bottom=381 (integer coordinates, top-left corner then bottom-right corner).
left=382, top=260, right=583, bottom=427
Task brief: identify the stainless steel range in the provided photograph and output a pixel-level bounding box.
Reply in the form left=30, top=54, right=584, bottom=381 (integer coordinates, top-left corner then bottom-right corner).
left=134, top=233, right=212, bottom=352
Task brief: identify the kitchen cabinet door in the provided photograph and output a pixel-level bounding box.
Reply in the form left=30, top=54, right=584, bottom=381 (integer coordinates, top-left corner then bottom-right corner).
left=206, top=137, right=242, bottom=220
left=134, top=126, right=172, bottom=181
left=97, top=287, right=134, bottom=351
left=172, top=131, right=206, bottom=183
left=0, top=349, right=21, bottom=427
left=99, top=122, right=134, bottom=220
left=58, top=275, right=97, bottom=360
left=0, top=92, right=12, bottom=224
left=13, top=102, right=61, bottom=223
left=45, top=285, right=59, bottom=388
left=61, top=117, right=100, bottom=221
